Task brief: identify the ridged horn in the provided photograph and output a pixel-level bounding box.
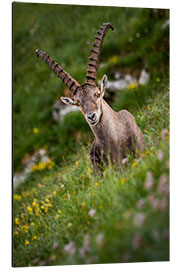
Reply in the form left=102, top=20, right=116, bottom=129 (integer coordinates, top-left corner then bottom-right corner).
left=35, top=49, right=80, bottom=93
left=85, top=22, right=114, bottom=86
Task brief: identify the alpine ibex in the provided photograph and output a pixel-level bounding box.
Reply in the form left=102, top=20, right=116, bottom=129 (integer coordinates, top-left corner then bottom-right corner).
left=36, top=23, right=145, bottom=169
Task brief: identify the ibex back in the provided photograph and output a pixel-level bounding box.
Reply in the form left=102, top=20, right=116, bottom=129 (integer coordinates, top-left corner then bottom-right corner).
left=36, top=23, right=145, bottom=169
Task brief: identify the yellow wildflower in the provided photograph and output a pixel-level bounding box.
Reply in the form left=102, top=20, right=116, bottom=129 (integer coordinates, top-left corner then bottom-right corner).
left=141, top=153, right=146, bottom=158
left=21, top=225, right=28, bottom=233
left=21, top=213, right=25, bottom=219
left=75, top=160, right=79, bottom=167
left=32, top=235, right=38, bottom=240
left=30, top=164, right=38, bottom=171
left=128, top=82, right=138, bottom=90
left=13, top=231, right=19, bottom=237
left=95, top=182, right=100, bottom=186
left=45, top=197, right=50, bottom=203
left=27, top=206, right=33, bottom=215
left=121, top=177, right=126, bottom=185
left=110, top=55, right=119, bottom=64
left=57, top=209, right=62, bottom=214
left=47, top=160, right=55, bottom=169
left=21, top=190, right=30, bottom=198
left=25, top=240, right=30, bottom=246
left=14, top=194, right=21, bottom=201
left=47, top=203, right=53, bottom=208
left=30, top=222, right=34, bottom=227
left=50, top=254, right=56, bottom=261
left=147, top=106, right=151, bottom=110
left=38, top=162, right=46, bottom=170
left=52, top=191, right=56, bottom=196
left=37, top=183, right=45, bottom=188
left=132, top=161, right=137, bottom=167
left=23, top=224, right=28, bottom=231
left=88, top=168, right=93, bottom=174
left=32, top=199, right=38, bottom=207
left=55, top=214, right=60, bottom=219
left=81, top=202, right=86, bottom=208
left=14, top=218, right=20, bottom=225
left=33, top=127, right=39, bottom=134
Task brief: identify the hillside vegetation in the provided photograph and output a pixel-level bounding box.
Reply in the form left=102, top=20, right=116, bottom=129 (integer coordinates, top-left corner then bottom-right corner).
left=13, top=3, right=169, bottom=267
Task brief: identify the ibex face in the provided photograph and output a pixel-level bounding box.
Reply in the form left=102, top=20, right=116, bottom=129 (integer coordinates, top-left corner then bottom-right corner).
left=61, top=75, right=107, bottom=126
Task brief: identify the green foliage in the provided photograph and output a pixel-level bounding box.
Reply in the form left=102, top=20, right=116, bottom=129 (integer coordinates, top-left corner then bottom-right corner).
left=13, top=2, right=169, bottom=267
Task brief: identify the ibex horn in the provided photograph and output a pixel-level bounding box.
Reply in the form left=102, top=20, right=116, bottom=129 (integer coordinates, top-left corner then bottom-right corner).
left=35, top=49, right=80, bottom=93
left=85, top=22, right=114, bottom=86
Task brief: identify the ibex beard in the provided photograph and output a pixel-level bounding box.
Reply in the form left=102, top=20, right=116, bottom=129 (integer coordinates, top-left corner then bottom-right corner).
left=36, top=23, right=145, bottom=170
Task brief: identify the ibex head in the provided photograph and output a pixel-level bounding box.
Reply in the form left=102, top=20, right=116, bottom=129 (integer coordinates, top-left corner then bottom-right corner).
left=61, top=75, right=107, bottom=126
left=36, top=23, right=114, bottom=126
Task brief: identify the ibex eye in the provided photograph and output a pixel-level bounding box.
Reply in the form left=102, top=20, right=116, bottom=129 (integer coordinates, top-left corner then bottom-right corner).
left=95, top=93, right=101, bottom=98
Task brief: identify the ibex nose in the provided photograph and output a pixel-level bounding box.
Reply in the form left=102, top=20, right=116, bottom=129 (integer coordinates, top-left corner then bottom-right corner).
left=87, top=113, right=96, bottom=121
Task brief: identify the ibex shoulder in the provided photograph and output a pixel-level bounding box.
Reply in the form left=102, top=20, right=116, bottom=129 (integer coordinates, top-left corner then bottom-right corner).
left=117, top=109, right=136, bottom=123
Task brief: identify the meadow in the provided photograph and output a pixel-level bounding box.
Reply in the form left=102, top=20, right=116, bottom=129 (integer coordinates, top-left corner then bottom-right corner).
left=13, top=3, right=169, bottom=267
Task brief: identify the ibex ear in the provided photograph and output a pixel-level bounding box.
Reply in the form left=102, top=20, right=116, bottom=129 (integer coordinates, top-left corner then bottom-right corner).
left=100, top=74, right=108, bottom=96
left=61, top=97, right=76, bottom=105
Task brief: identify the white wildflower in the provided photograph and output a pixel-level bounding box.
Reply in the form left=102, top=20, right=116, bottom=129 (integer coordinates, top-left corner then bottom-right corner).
left=121, top=158, right=128, bottom=165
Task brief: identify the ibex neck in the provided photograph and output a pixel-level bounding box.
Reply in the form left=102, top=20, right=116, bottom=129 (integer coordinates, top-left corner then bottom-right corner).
left=90, top=99, right=118, bottom=146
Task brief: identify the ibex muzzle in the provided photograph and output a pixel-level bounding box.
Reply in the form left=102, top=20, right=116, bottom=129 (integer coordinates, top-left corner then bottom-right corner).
left=36, top=23, right=145, bottom=169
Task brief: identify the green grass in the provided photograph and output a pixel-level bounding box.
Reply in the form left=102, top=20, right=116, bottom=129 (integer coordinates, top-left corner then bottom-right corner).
left=13, top=2, right=169, bottom=267
left=13, top=79, right=169, bottom=266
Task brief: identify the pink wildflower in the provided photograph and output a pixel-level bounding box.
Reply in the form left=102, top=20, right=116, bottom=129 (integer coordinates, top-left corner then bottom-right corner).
left=157, top=174, right=169, bottom=196
left=64, top=241, right=76, bottom=256
left=133, top=213, right=146, bottom=226
left=96, top=233, right=104, bottom=247
left=80, top=235, right=90, bottom=256
left=136, top=198, right=146, bottom=209
left=144, top=171, right=154, bottom=190
left=133, top=233, right=142, bottom=249
left=157, top=151, right=164, bottom=161
left=88, top=209, right=96, bottom=218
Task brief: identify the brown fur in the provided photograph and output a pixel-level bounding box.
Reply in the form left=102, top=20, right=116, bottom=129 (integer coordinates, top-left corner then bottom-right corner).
left=89, top=99, right=145, bottom=168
